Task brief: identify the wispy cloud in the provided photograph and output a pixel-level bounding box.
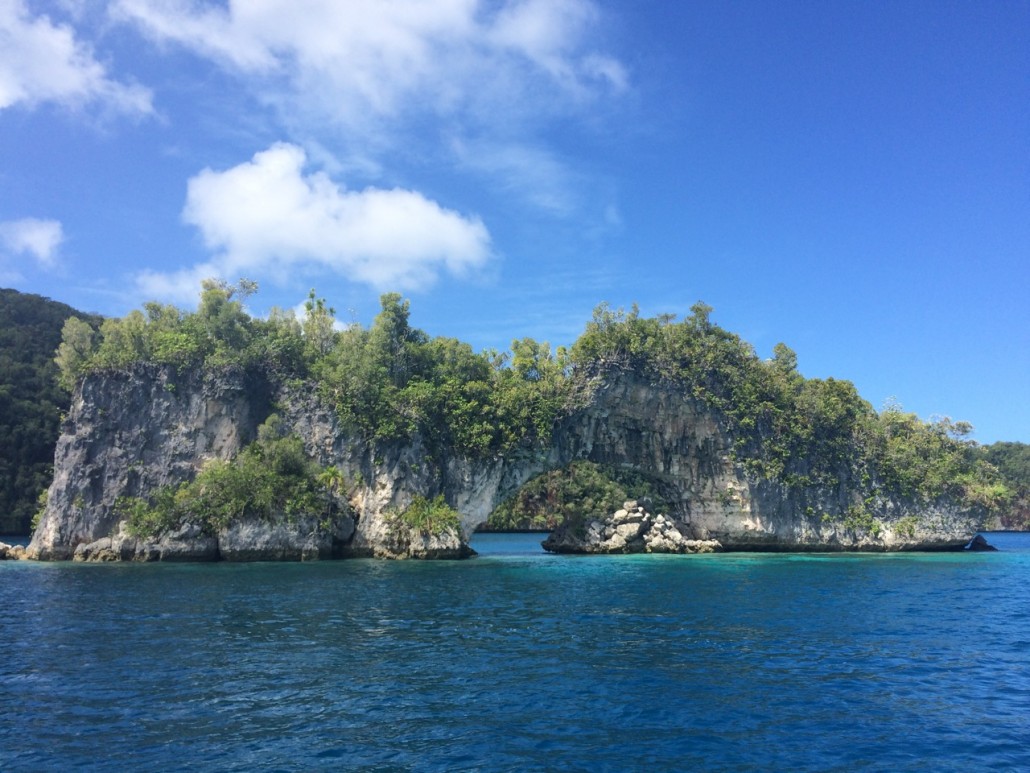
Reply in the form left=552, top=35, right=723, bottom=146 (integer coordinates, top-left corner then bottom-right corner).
left=0, top=217, right=64, bottom=280
left=137, top=143, right=493, bottom=302
left=0, top=0, right=152, bottom=114
left=112, top=0, right=624, bottom=129
left=453, top=138, right=581, bottom=215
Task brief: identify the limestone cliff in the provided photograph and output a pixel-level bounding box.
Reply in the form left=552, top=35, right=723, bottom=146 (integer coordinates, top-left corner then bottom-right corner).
left=28, top=362, right=988, bottom=561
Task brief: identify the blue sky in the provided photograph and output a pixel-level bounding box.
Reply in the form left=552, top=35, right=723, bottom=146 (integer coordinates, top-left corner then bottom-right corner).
left=1, top=1, right=1027, bottom=443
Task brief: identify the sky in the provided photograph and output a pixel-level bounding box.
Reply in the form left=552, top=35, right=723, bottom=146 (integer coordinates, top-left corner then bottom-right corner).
left=1, top=0, right=1027, bottom=444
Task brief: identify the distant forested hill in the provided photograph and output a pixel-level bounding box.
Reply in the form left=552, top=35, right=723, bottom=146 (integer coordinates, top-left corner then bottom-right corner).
left=0, top=289, right=101, bottom=534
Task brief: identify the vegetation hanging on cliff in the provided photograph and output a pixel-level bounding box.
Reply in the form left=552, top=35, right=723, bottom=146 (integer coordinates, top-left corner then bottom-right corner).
left=980, top=442, right=1030, bottom=528
left=57, top=281, right=569, bottom=459
left=55, top=280, right=1010, bottom=520
left=567, top=300, right=1008, bottom=513
left=118, top=415, right=344, bottom=538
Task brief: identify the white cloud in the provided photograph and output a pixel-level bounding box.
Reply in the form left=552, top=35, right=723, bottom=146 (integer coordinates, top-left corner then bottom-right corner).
left=111, top=0, right=624, bottom=133
left=138, top=143, right=492, bottom=301
left=0, top=0, right=152, bottom=113
left=0, top=217, right=64, bottom=269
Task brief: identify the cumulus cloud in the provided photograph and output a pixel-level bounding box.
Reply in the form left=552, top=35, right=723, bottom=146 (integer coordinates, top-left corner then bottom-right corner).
left=0, top=0, right=151, bottom=113
left=111, top=0, right=624, bottom=133
left=0, top=217, right=63, bottom=268
left=137, top=143, right=492, bottom=301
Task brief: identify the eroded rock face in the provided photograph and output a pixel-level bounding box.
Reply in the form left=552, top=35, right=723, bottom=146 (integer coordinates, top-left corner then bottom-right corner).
left=29, top=365, right=263, bottom=560
left=29, top=364, right=989, bottom=561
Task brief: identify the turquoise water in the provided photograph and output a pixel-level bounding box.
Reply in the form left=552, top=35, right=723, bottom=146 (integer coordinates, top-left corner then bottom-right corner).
left=2, top=533, right=1029, bottom=771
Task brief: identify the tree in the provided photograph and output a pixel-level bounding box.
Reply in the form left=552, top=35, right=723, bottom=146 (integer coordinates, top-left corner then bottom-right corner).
left=302, top=289, right=337, bottom=359
left=367, top=292, right=425, bottom=386
left=688, top=301, right=714, bottom=332
left=771, top=342, right=798, bottom=376
left=55, top=317, right=96, bottom=391
left=196, top=278, right=256, bottom=354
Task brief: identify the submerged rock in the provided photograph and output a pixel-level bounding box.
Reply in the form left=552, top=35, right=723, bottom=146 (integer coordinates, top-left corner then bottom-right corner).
left=543, top=501, right=723, bottom=555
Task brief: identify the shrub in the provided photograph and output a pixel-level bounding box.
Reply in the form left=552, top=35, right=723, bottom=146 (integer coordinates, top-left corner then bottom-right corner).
left=393, top=495, right=461, bottom=537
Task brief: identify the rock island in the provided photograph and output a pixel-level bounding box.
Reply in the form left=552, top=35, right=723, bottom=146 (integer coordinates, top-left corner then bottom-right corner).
left=25, top=282, right=1006, bottom=561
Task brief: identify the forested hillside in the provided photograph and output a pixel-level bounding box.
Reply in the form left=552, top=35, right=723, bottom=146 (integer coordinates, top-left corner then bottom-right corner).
left=0, top=289, right=101, bottom=533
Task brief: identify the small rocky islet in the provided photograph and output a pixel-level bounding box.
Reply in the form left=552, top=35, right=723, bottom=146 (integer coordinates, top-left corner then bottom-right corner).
left=542, top=498, right=723, bottom=554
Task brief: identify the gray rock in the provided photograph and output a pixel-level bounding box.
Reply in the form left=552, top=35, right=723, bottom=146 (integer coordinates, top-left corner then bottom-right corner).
left=73, top=527, right=220, bottom=562
left=218, top=515, right=353, bottom=561
left=543, top=502, right=722, bottom=555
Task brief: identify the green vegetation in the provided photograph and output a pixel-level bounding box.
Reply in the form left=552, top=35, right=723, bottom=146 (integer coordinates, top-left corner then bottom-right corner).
left=58, top=283, right=568, bottom=460
left=980, top=441, right=1030, bottom=528
left=58, top=279, right=307, bottom=380
left=566, top=301, right=1009, bottom=513
left=486, top=461, right=671, bottom=530
left=841, top=505, right=883, bottom=537
left=55, top=280, right=1012, bottom=536
left=311, top=293, right=567, bottom=455
left=118, top=415, right=342, bottom=538
left=0, top=289, right=102, bottom=534
left=895, top=515, right=919, bottom=539
left=390, top=494, right=462, bottom=537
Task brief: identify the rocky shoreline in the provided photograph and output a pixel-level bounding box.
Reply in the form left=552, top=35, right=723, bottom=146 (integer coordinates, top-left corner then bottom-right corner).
left=14, top=515, right=472, bottom=562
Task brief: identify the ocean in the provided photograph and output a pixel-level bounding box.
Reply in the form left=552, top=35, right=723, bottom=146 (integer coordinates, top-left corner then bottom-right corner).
left=2, top=532, right=1028, bottom=771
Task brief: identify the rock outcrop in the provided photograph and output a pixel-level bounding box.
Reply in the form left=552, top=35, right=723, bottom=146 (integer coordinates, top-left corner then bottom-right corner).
left=0, top=541, right=27, bottom=560
left=965, top=534, right=998, bottom=552
left=28, top=362, right=991, bottom=561
left=543, top=499, right=722, bottom=554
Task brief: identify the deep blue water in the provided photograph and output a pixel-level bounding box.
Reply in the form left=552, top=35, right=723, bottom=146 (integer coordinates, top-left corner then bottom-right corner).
left=2, top=533, right=1029, bottom=771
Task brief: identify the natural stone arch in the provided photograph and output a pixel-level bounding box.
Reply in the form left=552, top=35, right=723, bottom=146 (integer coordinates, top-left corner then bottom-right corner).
left=442, top=370, right=742, bottom=538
